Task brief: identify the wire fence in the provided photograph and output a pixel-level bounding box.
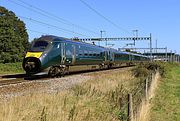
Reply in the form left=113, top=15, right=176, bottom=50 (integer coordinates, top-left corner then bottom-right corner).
left=117, top=69, right=158, bottom=121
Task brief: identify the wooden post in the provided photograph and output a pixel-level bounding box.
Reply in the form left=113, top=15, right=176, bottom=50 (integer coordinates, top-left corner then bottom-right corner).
left=128, top=94, right=133, bottom=121
left=152, top=72, right=155, bottom=80
left=145, top=78, right=148, bottom=101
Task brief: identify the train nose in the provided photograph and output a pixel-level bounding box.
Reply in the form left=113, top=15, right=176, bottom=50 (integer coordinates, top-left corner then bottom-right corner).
left=23, top=57, right=41, bottom=74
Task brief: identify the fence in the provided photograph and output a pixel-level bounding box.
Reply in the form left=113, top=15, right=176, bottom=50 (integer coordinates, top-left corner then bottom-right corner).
left=118, top=70, right=158, bottom=121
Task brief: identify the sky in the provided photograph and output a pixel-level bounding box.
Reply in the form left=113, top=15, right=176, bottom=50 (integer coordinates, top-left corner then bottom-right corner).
left=0, top=0, right=180, bottom=54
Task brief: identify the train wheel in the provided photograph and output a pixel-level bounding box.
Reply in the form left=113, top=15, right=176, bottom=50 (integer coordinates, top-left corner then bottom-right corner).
left=48, top=66, right=60, bottom=77
left=108, top=64, right=113, bottom=69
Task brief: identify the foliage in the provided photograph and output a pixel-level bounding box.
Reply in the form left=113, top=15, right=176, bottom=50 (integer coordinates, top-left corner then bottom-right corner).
left=0, top=62, right=24, bottom=74
left=0, top=6, right=29, bottom=63
left=131, top=62, right=170, bottom=78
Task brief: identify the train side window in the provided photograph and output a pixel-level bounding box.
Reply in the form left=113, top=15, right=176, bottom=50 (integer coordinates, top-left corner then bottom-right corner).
left=100, top=52, right=103, bottom=57
left=79, top=50, right=83, bottom=56
left=84, top=50, right=88, bottom=56
left=89, top=51, right=92, bottom=56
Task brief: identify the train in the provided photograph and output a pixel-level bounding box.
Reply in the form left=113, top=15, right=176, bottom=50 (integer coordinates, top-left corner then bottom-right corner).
left=22, top=35, right=150, bottom=77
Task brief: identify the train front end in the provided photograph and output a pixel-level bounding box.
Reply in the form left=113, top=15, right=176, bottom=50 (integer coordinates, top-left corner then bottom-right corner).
left=23, top=38, right=50, bottom=74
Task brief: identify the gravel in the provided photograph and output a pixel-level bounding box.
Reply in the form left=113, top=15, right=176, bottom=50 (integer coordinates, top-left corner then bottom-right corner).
left=0, top=74, right=91, bottom=100
left=0, top=67, right=131, bottom=100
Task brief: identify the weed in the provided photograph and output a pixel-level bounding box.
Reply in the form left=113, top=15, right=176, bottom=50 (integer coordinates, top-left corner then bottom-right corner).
left=68, top=104, right=77, bottom=121
left=40, top=106, right=47, bottom=121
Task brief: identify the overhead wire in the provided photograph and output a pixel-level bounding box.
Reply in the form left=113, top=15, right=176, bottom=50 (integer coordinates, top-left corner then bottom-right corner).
left=79, top=0, right=131, bottom=35
left=8, top=0, right=99, bottom=36
left=18, top=16, right=89, bottom=37
left=27, top=29, right=49, bottom=35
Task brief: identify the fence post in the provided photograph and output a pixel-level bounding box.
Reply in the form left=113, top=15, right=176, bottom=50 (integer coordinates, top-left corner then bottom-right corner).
left=145, top=78, right=148, bottom=101
left=128, top=94, right=133, bottom=121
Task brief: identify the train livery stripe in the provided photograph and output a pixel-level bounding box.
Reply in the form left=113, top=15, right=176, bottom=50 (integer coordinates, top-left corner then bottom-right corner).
left=25, top=52, right=43, bottom=58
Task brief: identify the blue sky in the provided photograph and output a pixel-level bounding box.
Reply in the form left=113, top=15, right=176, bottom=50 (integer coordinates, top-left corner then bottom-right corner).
left=1, top=0, right=180, bottom=54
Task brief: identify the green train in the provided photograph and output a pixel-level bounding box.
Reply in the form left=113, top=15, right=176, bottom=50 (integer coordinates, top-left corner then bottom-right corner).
left=23, top=35, right=150, bottom=77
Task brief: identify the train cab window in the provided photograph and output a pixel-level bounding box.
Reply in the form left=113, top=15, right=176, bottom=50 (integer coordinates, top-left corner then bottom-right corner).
left=52, top=42, right=60, bottom=50
left=55, top=43, right=60, bottom=48
left=57, top=44, right=60, bottom=48
left=30, top=40, right=49, bottom=52
left=33, top=41, right=48, bottom=48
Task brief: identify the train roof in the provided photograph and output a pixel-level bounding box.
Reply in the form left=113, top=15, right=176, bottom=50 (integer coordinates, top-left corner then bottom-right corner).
left=35, top=35, right=149, bottom=58
left=37, top=35, right=67, bottom=42
left=37, top=35, right=112, bottom=50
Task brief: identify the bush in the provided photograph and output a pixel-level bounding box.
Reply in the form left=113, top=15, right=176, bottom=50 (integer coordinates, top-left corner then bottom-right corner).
left=0, top=52, right=22, bottom=63
left=132, top=66, right=149, bottom=78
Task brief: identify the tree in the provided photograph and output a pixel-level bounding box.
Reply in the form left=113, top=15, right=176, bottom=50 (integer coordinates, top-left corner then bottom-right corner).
left=0, top=6, right=29, bottom=63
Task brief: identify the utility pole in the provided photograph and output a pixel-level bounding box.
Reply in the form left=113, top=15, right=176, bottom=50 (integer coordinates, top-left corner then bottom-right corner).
left=150, top=33, right=153, bottom=61
left=156, top=39, right=157, bottom=53
left=170, top=50, right=173, bottom=62
left=133, top=30, right=138, bottom=37
left=133, top=30, right=138, bottom=46
left=100, top=30, right=106, bottom=46
left=165, top=47, right=168, bottom=62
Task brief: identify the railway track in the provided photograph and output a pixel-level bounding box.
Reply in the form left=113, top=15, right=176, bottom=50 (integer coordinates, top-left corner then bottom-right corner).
left=0, top=78, right=26, bottom=86
left=0, top=65, right=134, bottom=87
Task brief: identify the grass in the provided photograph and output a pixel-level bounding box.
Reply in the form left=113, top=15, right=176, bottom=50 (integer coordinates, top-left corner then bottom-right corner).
left=0, top=62, right=24, bottom=74
left=0, top=62, right=163, bottom=121
left=0, top=69, right=135, bottom=121
left=150, top=63, right=180, bottom=121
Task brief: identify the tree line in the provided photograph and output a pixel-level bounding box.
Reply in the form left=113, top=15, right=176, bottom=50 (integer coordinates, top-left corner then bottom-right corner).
left=0, top=6, right=29, bottom=63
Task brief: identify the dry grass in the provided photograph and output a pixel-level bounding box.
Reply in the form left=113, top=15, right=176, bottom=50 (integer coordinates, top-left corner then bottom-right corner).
left=0, top=69, right=134, bottom=121
left=1, top=62, right=162, bottom=121
left=138, top=72, right=160, bottom=121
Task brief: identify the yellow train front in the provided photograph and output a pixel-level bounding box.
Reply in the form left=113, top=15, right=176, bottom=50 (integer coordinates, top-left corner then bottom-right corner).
left=23, top=36, right=53, bottom=75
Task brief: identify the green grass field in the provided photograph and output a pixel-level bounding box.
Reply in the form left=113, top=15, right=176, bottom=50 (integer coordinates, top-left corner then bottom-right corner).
left=150, top=63, right=180, bottom=121
left=0, top=62, right=24, bottom=74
